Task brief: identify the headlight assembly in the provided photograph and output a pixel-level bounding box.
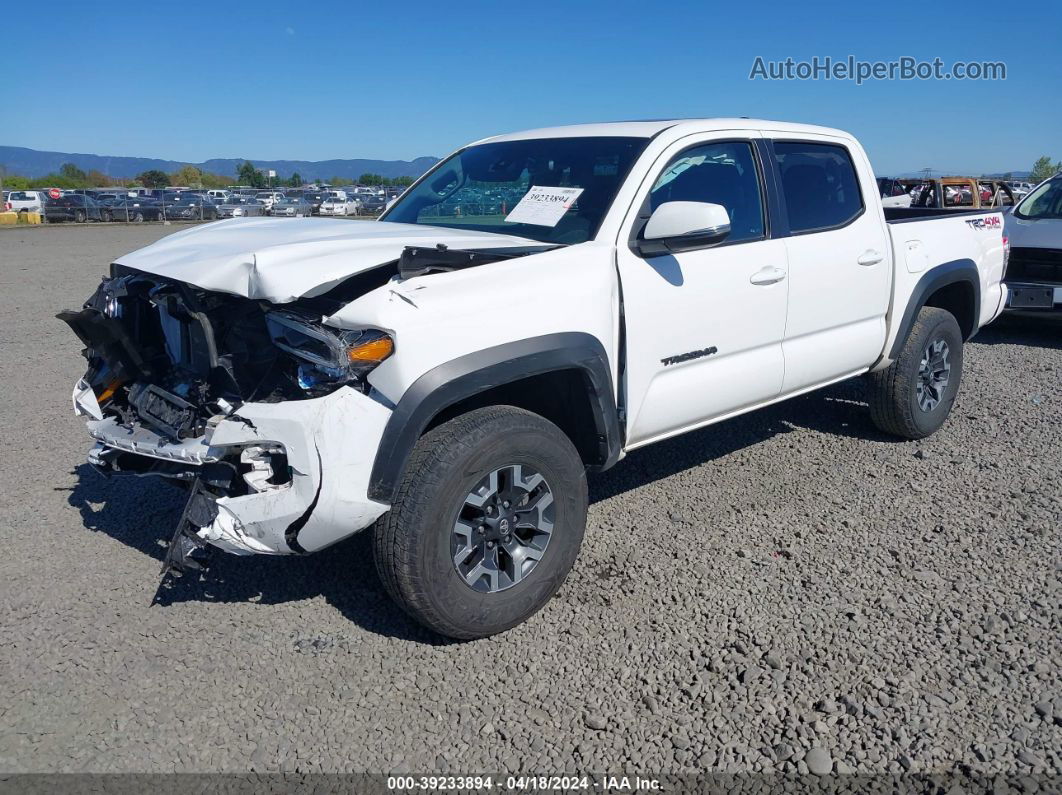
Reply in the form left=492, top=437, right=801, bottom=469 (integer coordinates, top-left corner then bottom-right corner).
left=265, top=310, right=394, bottom=392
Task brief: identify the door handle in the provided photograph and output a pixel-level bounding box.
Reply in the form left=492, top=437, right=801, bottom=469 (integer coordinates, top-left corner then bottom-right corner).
left=857, top=250, right=884, bottom=266
left=749, top=266, right=786, bottom=285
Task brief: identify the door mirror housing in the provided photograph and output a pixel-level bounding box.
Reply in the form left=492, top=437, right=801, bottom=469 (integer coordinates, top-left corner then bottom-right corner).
left=635, top=201, right=731, bottom=257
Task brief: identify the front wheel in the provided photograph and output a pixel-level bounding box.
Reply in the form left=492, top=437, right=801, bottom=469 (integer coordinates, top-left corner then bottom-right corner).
left=868, top=306, right=964, bottom=439
left=374, top=406, right=588, bottom=639
left=73, top=209, right=86, bottom=223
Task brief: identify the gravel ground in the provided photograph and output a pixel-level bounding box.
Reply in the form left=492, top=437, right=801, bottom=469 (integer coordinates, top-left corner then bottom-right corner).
left=0, top=224, right=1059, bottom=778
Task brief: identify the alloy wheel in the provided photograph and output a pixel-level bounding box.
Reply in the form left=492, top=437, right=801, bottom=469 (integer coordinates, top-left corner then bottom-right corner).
left=916, top=338, right=951, bottom=412
left=451, top=464, right=554, bottom=593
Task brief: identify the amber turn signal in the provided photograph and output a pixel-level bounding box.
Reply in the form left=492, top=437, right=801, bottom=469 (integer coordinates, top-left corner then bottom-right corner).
left=346, top=334, right=394, bottom=364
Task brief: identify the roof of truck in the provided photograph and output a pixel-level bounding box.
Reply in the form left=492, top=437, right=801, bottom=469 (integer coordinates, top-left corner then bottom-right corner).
left=475, top=118, right=853, bottom=144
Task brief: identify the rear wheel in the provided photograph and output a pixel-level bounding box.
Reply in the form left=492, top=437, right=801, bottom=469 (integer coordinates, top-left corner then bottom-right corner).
left=868, top=306, right=964, bottom=439
left=374, top=406, right=588, bottom=639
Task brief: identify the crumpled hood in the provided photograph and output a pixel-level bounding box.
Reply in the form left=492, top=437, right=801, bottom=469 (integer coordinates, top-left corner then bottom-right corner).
left=1005, top=214, right=1062, bottom=251
left=114, top=217, right=539, bottom=302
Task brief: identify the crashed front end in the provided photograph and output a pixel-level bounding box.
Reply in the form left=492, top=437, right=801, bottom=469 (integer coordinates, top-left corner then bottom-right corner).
left=60, top=266, right=393, bottom=570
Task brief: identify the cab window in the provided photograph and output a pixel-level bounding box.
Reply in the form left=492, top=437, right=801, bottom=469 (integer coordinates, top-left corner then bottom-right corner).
left=649, top=141, right=765, bottom=243
left=773, top=142, right=864, bottom=232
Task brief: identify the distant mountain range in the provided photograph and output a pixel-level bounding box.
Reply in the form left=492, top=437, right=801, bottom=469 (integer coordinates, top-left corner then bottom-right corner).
left=0, top=145, right=439, bottom=181
left=1, top=144, right=1036, bottom=185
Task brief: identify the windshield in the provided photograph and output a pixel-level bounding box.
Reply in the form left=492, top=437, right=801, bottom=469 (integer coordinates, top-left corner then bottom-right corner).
left=381, top=136, right=648, bottom=244
left=1014, top=178, right=1062, bottom=220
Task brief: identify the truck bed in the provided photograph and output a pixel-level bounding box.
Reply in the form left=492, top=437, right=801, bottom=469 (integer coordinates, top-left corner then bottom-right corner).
left=879, top=205, right=1008, bottom=363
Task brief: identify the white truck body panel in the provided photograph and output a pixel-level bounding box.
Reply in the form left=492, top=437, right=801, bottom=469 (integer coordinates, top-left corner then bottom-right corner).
left=331, top=243, right=621, bottom=409
left=768, top=130, right=891, bottom=393
left=877, top=214, right=1007, bottom=369
left=113, top=217, right=540, bottom=303
left=69, top=118, right=1008, bottom=558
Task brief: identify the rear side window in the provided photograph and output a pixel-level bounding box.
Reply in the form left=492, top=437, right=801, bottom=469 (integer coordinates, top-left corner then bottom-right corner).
left=773, top=142, right=864, bottom=233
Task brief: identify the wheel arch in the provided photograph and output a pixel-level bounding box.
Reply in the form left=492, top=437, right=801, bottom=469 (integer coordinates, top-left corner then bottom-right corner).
left=367, top=332, right=621, bottom=504
left=888, top=259, right=980, bottom=360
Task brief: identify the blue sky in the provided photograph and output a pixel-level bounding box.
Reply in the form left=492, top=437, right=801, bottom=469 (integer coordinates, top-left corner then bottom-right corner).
left=2, top=0, right=1059, bottom=174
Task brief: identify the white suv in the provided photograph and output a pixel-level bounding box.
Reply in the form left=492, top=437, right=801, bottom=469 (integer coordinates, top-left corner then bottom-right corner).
left=5, top=190, right=48, bottom=214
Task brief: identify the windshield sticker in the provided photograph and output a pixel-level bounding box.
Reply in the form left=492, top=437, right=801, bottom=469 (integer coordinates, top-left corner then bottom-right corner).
left=505, top=186, right=584, bottom=227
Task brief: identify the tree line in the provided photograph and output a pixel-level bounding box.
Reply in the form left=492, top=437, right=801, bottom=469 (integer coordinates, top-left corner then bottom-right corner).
left=10, top=155, right=1055, bottom=193
left=1, top=160, right=418, bottom=191
left=1029, top=156, right=1062, bottom=184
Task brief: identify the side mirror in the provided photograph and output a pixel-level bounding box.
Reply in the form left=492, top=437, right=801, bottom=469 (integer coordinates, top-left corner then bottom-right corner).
left=635, top=201, right=731, bottom=257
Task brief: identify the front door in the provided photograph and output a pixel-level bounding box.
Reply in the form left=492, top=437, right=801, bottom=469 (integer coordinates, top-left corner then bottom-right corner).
left=616, top=134, right=789, bottom=448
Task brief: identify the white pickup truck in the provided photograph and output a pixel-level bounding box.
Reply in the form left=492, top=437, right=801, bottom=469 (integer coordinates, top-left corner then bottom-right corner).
left=61, top=119, right=1008, bottom=638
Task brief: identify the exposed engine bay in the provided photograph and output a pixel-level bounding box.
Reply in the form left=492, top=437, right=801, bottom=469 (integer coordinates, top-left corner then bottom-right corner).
left=58, top=262, right=404, bottom=572
left=60, top=262, right=398, bottom=453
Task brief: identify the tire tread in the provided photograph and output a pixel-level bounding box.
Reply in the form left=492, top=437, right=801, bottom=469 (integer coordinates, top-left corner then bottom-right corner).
left=869, top=306, right=961, bottom=439
left=374, top=405, right=584, bottom=639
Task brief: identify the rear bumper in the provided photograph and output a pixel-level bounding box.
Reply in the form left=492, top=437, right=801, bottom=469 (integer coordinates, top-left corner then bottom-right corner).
left=1005, top=282, right=1062, bottom=313
left=75, top=384, right=392, bottom=555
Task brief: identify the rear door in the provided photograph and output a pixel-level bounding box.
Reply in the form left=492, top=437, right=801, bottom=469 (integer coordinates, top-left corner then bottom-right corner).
left=617, top=132, right=789, bottom=447
left=766, top=136, right=890, bottom=392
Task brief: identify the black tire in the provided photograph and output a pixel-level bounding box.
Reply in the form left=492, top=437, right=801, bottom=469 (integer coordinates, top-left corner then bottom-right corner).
left=374, top=406, right=588, bottom=640
left=133, top=212, right=144, bottom=223
left=868, top=306, right=964, bottom=439
left=73, top=209, right=86, bottom=223
left=101, top=210, right=112, bottom=223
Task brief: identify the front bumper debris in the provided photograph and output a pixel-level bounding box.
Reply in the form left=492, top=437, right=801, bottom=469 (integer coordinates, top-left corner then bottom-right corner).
left=160, top=479, right=218, bottom=577
left=75, top=383, right=393, bottom=557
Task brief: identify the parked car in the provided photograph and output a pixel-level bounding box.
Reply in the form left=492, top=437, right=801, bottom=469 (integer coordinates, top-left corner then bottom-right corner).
left=100, top=196, right=164, bottom=223
left=1003, top=175, right=1062, bottom=315
left=163, top=196, right=220, bottom=221
left=61, top=119, right=1008, bottom=639
left=270, top=196, right=313, bottom=217
left=5, top=190, right=50, bottom=214
left=300, top=191, right=328, bottom=214
left=44, top=193, right=104, bottom=223
left=256, top=192, right=286, bottom=213
left=876, top=177, right=912, bottom=208
left=1006, top=181, right=1034, bottom=198
left=356, top=193, right=386, bottom=214
left=207, top=189, right=231, bottom=203
left=319, top=196, right=360, bottom=216
left=218, top=196, right=267, bottom=218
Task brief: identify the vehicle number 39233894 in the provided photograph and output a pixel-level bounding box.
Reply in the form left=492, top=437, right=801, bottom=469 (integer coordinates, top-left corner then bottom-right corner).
left=387, top=775, right=599, bottom=791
